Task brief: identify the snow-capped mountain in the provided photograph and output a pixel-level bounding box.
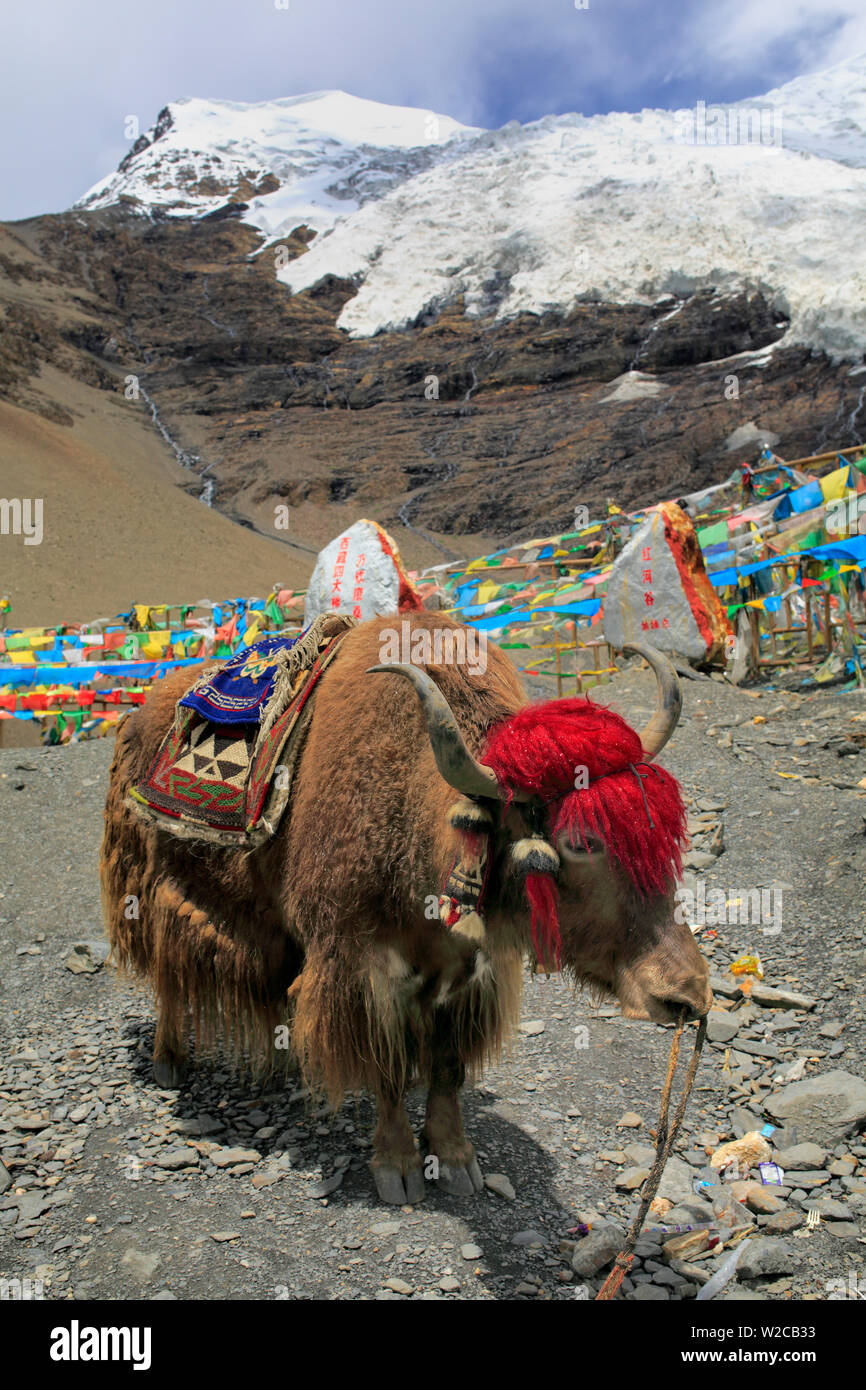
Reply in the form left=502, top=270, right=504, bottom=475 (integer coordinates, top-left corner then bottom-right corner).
left=77, top=91, right=480, bottom=238
left=77, top=57, right=866, bottom=358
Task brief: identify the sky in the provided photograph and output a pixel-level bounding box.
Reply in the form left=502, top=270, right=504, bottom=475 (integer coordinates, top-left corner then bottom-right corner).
left=3, top=0, right=865, bottom=220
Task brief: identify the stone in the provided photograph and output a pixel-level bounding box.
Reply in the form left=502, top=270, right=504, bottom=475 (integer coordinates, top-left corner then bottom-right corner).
left=711, top=1191, right=754, bottom=1229
left=571, top=1223, right=625, bottom=1277
left=62, top=944, right=104, bottom=975
left=511, top=1230, right=546, bottom=1247
left=774, top=1142, right=828, bottom=1170
left=603, top=503, right=728, bottom=663
left=828, top=1158, right=856, bottom=1177
left=762, top=1209, right=804, bottom=1233
left=729, top=1106, right=763, bottom=1137
left=371, top=1222, right=401, bottom=1238
left=623, top=1143, right=657, bottom=1167
left=251, top=1167, right=285, bottom=1189
left=819, top=1020, right=844, bottom=1039
left=671, top=1259, right=711, bottom=1285
left=684, top=851, right=716, bottom=871
left=707, top=1013, right=741, bottom=1044
left=439, top=1276, right=461, bottom=1292
left=210, top=1232, right=241, bottom=1243
left=734, top=1181, right=785, bottom=1215
left=666, top=1201, right=716, bottom=1226
left=806, top=1197, right=850, bottom=1220
left=630, top=1283, right=669, bottom=1300
left=616, top=1113, right=643, bottom=1129
left=154, top=1147, right=198, bottom=1171
left=305, top=521, right=420, bottom=627
left=658, top=1156, right=701, bottom=1206
left=12, top=1193, right=52, bottom=1225
left=484, top=1173, right=515, bottom=1200
left=461, top=1243, right=483, bottom=1260
left=178, top=1114, right=224, bottom=1137
left=709, top=974, right=742, bottom=1000
left=616, top=1167, right=650, bottom=1191
left=0, top=1161, right=11, bottom=1195
left=825, top=1221, right=860, bottom=1238
left=750, top=984, right=816, bottom=1011
left=662, top=1229, right=709, bottom=1262
left=120, top=1248, right=161, bottom=1282
left=730, top=1039, right=780, bottom=1060
left=209, top=1146, right=262, bottom=1168
left=383, top=1277, right=413, bottom=1296
left=308, top=1172, right=344, bottom=1198
left=13, top=1113, right=50, bottom=1131
left=518, top=1020, right=545, bottom=1036
left=794, top=1171, right=830, bottom=1188
left=766, top=1071, right=866, bottom=1144
left=737, top=1238, right=795, bottom=1280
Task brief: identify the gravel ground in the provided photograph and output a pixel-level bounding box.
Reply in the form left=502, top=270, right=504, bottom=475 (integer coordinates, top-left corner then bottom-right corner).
left=1, top=665, right=866, bottom=1302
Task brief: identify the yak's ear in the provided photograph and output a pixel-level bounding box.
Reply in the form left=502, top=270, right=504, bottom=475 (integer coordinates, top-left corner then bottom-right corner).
left=509, top=838, right=560, bottom=877
left=447, top=797, right=493, bottom=832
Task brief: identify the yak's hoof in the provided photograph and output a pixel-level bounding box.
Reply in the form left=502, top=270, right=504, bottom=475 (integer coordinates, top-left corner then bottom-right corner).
left=152, top=1058, right=186, bottom=1088
left=436, top=1155, right=484, bottom=1197
left=372, top=1162, right=426, bottom=1206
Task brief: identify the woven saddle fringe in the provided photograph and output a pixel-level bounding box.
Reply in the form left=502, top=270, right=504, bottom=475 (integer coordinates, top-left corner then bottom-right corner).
left=259, top=614, right=356, bottom=742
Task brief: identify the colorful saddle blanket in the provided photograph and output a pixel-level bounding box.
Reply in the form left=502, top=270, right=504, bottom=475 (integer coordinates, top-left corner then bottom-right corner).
left=127, top=614, right=354, bottom=847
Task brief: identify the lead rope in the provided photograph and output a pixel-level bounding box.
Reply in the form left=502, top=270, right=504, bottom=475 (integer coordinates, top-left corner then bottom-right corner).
left=595, top=1009, right=707, bottom=1301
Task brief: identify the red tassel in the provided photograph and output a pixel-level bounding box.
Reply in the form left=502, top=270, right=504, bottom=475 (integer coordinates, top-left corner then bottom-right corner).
left=481, top=697, right=686, bottom=899
left=525, top=872, right=561, bottom=970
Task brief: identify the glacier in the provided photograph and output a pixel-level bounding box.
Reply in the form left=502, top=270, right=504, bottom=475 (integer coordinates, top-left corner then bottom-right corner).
left=76, top=59, right=866, bottom=358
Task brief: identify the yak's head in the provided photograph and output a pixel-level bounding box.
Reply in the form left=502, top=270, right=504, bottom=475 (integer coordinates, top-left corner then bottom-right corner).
left=370, top=644, right=711, bottom=1025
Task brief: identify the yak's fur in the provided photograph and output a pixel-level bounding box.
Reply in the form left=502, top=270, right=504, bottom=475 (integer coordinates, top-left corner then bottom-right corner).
left=102, top=614, right=527, bottom=1103
left=102, top=612, right=709, bottom=1197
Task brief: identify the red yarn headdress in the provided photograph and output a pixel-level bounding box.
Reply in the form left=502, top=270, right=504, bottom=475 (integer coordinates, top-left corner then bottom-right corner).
left=480, top=698, right=687, bottom=964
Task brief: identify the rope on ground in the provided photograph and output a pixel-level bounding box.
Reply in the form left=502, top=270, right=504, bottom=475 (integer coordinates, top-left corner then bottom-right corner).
left=595, top=1010, right=707, bottom=1301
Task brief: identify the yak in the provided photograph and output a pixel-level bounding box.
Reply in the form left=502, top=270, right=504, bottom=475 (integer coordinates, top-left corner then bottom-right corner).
left=102, top=612, right=711, bottom=1204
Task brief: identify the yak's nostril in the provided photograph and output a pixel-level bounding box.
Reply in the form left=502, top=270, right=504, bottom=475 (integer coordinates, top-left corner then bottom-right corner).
left=656, top=983, right=713, bottom=1022
left=660, top=999, right=700, bottom=1023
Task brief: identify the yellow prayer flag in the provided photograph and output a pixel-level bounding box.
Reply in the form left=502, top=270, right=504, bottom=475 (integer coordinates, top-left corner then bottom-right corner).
left=819, top=467, right=853, bottom=503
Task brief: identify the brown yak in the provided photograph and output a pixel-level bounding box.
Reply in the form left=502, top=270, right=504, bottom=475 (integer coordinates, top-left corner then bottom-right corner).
left=101, top=612, right=711, bottom=1204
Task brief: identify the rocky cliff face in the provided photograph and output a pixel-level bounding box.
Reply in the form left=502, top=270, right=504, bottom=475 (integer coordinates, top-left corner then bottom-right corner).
left=2, top=201, right=864, bottom=560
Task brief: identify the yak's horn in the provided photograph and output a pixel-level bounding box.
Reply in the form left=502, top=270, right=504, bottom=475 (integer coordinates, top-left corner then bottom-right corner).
left=622, top=642, right=682, bottom=760
left=367, top=663, right=527, bottom=802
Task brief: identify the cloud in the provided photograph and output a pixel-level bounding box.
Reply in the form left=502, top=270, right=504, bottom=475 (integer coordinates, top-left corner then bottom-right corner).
left=2, top=0, right=864, bottom=220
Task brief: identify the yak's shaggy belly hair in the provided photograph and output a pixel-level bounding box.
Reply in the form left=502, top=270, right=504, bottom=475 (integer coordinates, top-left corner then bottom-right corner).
left=101, top=705, right=302, bottom=1073
left=102, top=694, right=524, bottom=1095
left=289, top=938, right=524, bottom=1105
left=100, top=616, right=533, bottom=1099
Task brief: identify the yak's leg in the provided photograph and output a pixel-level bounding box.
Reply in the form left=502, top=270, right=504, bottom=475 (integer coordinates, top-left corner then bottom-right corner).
left=421, top=1018, right=484, bottom=1197
left=370, top=1088, right=425, bottom=1206
left=152, top=1003, right=188, bottom=1088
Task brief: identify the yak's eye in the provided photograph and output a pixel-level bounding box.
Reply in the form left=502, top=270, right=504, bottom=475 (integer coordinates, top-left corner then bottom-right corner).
left=556, top=831, right=606, bottom=862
